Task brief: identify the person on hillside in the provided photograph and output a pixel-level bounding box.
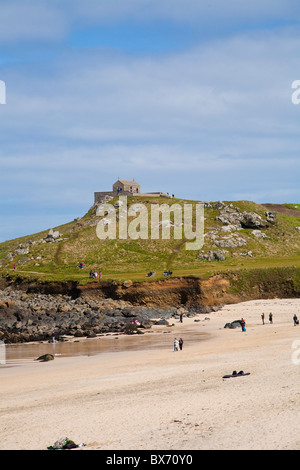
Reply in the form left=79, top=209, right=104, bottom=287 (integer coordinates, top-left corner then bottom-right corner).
left=99, top=271, right=102, bottom=280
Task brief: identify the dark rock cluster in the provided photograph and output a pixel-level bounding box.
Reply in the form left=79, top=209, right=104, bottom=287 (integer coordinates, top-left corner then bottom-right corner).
left=0, top=286, right=191, bottom=343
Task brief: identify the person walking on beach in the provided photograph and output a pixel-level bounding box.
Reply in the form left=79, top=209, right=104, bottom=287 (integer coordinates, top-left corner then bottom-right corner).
left=179, top=338, right=183, bottom=351
left=241, top=318, right=246, bottom=332
left=293, top=314, right=299, bottom=326
left=261, top=313, right=265, bottom=325
left=269, top=313, right=273, bottom=324
left=180, top=313, right=183, bottom=323
left=174, top=338, right=179, bottom=351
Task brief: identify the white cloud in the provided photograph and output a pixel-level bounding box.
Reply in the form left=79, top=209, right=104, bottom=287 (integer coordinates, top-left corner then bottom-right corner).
left=3, top=28, right=298, bottom=138
left=1, top=9, right=300, bottom=240
left=0, top=0, right=300, bottom=45
left=64, top=0, right=300, bottom=25
left=0, top=1, right=68, bottom=43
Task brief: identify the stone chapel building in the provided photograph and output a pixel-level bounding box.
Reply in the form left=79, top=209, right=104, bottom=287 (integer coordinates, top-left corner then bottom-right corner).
left=112, top=178, right=140, bottom=194
left=94, top=178, right=167, bottom=204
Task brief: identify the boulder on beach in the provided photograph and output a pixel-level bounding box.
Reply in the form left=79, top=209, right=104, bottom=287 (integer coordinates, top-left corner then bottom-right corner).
left=36, top=354, right=54, bottom=362
left=224, top=320, right=243, bottom=329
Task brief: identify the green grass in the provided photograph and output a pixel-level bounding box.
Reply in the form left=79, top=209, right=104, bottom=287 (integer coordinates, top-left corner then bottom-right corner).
left=1, top=197, right=300, bottom=284
left=283, top=203, right=300, bottom=211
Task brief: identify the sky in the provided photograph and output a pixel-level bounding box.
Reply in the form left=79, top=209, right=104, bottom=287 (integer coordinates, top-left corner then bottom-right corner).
left=1, top=0, right=300, bottom=242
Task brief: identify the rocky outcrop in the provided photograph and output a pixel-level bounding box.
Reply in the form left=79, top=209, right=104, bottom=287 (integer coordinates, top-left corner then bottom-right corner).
left=36, top=354, right=54, bottom=362
left=0, top=273, right=234, bottom=343
left=0, top=285, right=202, bottom=343
left=216, top=205, right=272, bottom=229
left=199, top=204, right=276, bottom=259
left=0, top=229, right=67, bottom=268
left=1, top=261, right=299, bottom=343
left=44, top=229, right=63, bottom=243
left=198, top=250, right=227, bottom=261
left=214, top=234, right=247, bottom=248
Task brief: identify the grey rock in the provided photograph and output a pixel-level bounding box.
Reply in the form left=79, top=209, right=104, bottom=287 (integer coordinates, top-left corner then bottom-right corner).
left=240, top=212, right=267, bottom=229
left=252, top=230, right=268, bottom=239
left=214, top=234, right=247, bottom=248
left=198, top=250, right=227, bottom=261
left=36, top=354, right=54, bottom=362
left=216, top=207, right=242, bottom=226
left=265, top=211, right=276, bottom=224
left=15, top=245, right=30, bottom=255
left=224, top=320, right=242, bottom=329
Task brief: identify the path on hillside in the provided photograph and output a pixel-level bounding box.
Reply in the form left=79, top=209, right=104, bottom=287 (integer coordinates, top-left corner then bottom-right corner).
left=263, top=203, right=300, bottom=218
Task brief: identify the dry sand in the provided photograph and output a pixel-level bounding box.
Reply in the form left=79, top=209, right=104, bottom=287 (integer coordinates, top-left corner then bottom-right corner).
left=1, top=298, right=300, bottom=451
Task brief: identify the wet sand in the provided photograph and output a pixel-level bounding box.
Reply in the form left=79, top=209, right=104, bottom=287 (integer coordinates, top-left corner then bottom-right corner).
left=1, top=298, right=300, bottom=450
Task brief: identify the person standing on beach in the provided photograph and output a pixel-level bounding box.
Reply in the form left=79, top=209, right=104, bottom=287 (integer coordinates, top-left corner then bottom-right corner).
left=293, top=314, right=298, bottom=326
left=180, top=313, right=183, bottom=323
left=241, top=318, right=246, bottom=332
left=179, top=338, right=183, bottom=350
left=174, top=338, right=179, bottom=351
left=261, top=313, right=265, bottom=325
left=269, top=313, right=273, bottom=324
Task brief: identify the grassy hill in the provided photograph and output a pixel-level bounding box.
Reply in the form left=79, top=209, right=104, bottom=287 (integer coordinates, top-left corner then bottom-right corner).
left=0, top=196, right=300, bottom=285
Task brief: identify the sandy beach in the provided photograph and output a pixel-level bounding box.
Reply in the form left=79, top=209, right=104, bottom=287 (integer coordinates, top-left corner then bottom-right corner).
left=1, top=297, right=300, bottom=451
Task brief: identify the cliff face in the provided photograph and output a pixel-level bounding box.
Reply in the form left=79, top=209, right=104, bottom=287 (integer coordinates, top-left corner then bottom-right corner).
left=77, top=276, right=233, bottom=309
left=1, top=275, right=235, bottom=309
left=3, top=265, right=299, bottom=311
left=1, top=267, right=299, bottom=343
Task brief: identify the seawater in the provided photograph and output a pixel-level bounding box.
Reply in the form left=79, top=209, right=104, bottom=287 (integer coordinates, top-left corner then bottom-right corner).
left=1, top=328, right=207, bottom=366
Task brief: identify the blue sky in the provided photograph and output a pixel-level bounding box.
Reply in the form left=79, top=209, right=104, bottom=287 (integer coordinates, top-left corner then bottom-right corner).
left=1, top=0, right=300, bottom=242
